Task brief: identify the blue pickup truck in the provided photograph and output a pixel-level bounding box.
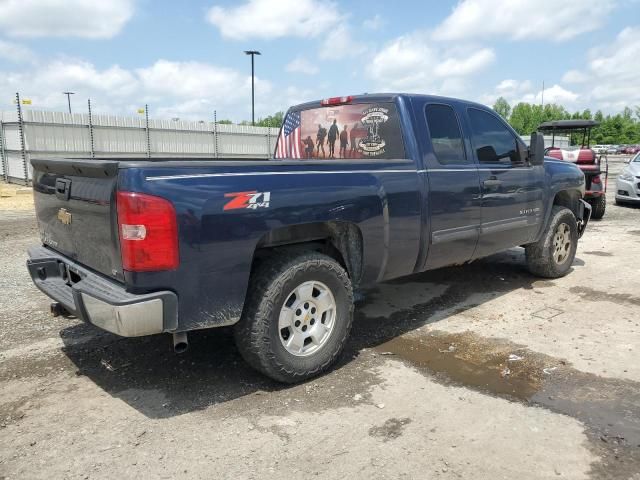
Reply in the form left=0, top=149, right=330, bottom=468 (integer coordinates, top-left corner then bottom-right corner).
left=27, top=94, right=591, bottom=382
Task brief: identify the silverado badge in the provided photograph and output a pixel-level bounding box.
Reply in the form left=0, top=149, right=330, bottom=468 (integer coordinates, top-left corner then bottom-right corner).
left=57, top=208, right=72, bottom=225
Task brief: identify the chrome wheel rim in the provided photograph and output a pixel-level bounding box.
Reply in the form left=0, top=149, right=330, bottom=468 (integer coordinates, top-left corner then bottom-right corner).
left=278, top=280, right=336, bottom=357
left=553, top=222, right=572, bottom=264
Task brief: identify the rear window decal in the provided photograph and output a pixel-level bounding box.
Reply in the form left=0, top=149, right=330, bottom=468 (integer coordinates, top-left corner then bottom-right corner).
left=275, top=102, right=404, bottom=160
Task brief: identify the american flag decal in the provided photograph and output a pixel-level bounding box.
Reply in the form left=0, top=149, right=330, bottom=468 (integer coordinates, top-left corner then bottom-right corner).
left=275, top=111, right=301, bottom=159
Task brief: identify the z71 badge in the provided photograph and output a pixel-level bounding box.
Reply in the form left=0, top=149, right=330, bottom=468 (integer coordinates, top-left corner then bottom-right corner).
left=223, top=191, right=271, bottom=211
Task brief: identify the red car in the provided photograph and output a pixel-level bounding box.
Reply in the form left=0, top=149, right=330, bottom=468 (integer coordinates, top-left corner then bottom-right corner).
left=623, top=145, right=640, bottom=154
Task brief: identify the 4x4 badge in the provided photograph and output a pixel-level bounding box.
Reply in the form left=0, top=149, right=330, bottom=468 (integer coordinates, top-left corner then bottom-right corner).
left=57, top=208, right=72, bottom=225
left=223, top=191, right=271, bottom=211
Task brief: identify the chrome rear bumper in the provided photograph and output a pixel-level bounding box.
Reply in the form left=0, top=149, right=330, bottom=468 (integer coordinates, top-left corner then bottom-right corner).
left=27, top=245, right=177, bottom=337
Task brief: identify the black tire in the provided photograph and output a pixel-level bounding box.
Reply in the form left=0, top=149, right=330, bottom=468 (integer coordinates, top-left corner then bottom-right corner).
left=525, top=206, right=578, bottom=278
left=234, top=252, right=353, bottom=383
left=590, top=195, right=606, bottom=219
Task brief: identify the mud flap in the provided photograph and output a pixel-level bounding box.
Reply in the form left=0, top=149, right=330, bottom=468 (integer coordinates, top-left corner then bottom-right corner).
left=576, top=199, right=591, bottom=239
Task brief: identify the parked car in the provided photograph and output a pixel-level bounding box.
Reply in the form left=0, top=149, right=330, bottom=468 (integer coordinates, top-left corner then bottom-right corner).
left=616, top=152, right=640, bottom=205
left=593, top=145, right=608, bottom=154
left=623, top=145, right=640, bottom=155
left=606, top=145, right=620, bottom=154
left=26, top=93, right=591, bottom=383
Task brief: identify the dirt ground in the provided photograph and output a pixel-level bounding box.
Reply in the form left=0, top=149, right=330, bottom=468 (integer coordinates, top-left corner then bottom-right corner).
left=1, top=158, right=639, bottom=479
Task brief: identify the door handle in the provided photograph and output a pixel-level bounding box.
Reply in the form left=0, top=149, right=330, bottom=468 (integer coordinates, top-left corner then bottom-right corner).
left=483, top=178, right=502, bottom=189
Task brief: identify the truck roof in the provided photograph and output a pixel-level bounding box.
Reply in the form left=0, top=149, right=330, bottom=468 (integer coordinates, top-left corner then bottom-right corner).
left=290, top=93, right=490, bottom=112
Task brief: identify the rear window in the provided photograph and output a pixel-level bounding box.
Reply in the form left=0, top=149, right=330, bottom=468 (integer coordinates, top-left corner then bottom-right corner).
left=275, top=102, right=405, bottom=159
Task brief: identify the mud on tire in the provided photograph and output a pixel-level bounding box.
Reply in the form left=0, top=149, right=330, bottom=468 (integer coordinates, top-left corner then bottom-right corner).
left=233, top=251, right=353, bottom=383
left=525, top=206, right=578, bottom=279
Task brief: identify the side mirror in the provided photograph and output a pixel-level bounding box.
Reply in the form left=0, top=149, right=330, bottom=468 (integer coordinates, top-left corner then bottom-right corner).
left=529, top=132, right=545, bottom=166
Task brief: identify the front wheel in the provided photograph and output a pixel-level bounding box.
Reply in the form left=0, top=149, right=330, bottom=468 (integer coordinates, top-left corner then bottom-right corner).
left=589, top=195, right=606, bottom=219
left=525, top=206, right=578, bottom=278
left=234, top=252, right=353, bottom=383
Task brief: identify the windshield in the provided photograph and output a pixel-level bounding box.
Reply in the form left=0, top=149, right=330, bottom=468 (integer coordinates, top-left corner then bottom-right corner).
left=633, top=152, right=640, bottom=163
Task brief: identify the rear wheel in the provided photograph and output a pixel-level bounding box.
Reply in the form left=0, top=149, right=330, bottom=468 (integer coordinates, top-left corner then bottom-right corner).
left=525, top=206, right=578, bottom=278
left=234, top=252, right=353, bottom=383
left=589, top=195, right=606, bottom=219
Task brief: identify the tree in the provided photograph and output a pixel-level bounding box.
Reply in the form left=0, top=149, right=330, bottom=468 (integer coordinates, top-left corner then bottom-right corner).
left=493, top=97, right=511, bottom=120
left=255, top=112, right=284, bottom=128
left=217, top=119, right=233, bottom=124
left=505, top=101, right=640, bottom=145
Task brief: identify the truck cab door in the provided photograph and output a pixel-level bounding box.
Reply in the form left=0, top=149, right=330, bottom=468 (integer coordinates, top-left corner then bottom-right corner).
left=421, top=103, right=482, bottom=270
left=463, top=107, right=544, bottom=258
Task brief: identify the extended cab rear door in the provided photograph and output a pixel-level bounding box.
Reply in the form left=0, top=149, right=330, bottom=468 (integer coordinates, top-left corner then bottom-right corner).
left=419, top=101, right=482, bottom=270
left=462, top=107, right=544, bottom=258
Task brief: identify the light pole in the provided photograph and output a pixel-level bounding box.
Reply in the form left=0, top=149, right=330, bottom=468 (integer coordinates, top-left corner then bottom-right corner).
left=244, top=50, right=261, bottom=126
left=63, top=91, right=75, bottom=114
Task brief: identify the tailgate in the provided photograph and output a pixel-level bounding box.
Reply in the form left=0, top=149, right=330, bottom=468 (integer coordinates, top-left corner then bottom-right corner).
left=31, top=159, right=124, bottom=281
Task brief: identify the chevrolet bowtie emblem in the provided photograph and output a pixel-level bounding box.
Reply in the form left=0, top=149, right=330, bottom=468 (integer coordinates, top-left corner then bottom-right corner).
left=57, top=208, right=72, bottom=225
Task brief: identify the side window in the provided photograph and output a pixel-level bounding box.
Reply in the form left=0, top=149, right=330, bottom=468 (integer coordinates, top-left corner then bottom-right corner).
left=467, top=108, right=521, bottom=164
left=425, top=104, right=469, bottom=165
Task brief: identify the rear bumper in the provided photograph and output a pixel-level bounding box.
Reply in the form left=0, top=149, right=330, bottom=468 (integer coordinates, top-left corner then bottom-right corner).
left=27, top=245, right=178, bottom=337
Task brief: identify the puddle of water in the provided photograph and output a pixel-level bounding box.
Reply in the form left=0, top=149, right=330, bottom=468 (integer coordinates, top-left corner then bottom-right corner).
left=375, top=332, right=548, bottom=401
left=374, top=330, right=640, bottom=453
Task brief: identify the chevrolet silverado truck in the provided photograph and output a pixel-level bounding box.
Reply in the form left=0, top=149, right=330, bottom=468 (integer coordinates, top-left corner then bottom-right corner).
left=27, top=94, right=591, bottom=383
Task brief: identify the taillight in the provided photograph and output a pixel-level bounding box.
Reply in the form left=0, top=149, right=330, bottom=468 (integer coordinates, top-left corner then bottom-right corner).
left=116, top=191, right=179, bottom=272
left=592, top=175, right=601, bottom=184
left=320, top=95, right=353, bottom=106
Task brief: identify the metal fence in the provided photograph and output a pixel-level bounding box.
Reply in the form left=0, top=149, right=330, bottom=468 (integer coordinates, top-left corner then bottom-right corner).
left=0, top=105, right=279, bottom=184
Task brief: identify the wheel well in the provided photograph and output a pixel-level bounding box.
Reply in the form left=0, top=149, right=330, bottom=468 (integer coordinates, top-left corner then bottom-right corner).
left=252, top=222, right=363, bottom=287
left=553, top=190, right=582, bottom=217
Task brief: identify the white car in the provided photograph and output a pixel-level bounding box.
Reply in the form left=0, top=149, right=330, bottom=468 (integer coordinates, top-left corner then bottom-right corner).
left=592, top=145, right=608, bottom=154
left=615, top=152, right=640, bottom=205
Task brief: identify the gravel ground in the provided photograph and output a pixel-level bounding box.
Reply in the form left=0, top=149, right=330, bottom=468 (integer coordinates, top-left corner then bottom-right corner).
left=1, top=158, right=639, bottom=479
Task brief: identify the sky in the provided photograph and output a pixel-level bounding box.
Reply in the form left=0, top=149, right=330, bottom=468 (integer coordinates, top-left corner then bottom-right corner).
left=0, top=0, right=638, bottom=122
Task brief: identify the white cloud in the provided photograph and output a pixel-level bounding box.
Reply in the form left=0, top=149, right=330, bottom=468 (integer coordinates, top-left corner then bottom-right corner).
left=561, top=70, right=588, bottom=84
left=479, top=80, right=577, bottom=108
left=495, top=79, right=533, bottom=93
left=0, top=0, right=134, bottom=39
left=206, top=0, right=340, bottom=40
left=521, top=84, right=579, bottom=104
left=576, top=26, right=640, bottom=110
left=433, top=0, right=616, bottom=42
left=0, top=40, right=36, bottom=63
left=0, top=58, right=281, bottom=121
left=319, top=24, right=366, bottom=60
left=286, top=57, right=319, bottom=75
left=434, top=48, right=495, bottom=77
left=367, top=32, right=495, bottom=92
left=363, top=14, right=383, bottom=30
left=136, top=60, right=271, bottom=101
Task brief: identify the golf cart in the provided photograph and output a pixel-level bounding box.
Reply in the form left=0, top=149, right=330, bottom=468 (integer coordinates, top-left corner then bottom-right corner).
left=538, top=120, right=608, bottom=219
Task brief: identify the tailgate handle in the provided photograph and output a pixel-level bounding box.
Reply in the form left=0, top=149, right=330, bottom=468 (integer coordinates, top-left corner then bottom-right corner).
left=55, top=178, right=72, bottom=201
